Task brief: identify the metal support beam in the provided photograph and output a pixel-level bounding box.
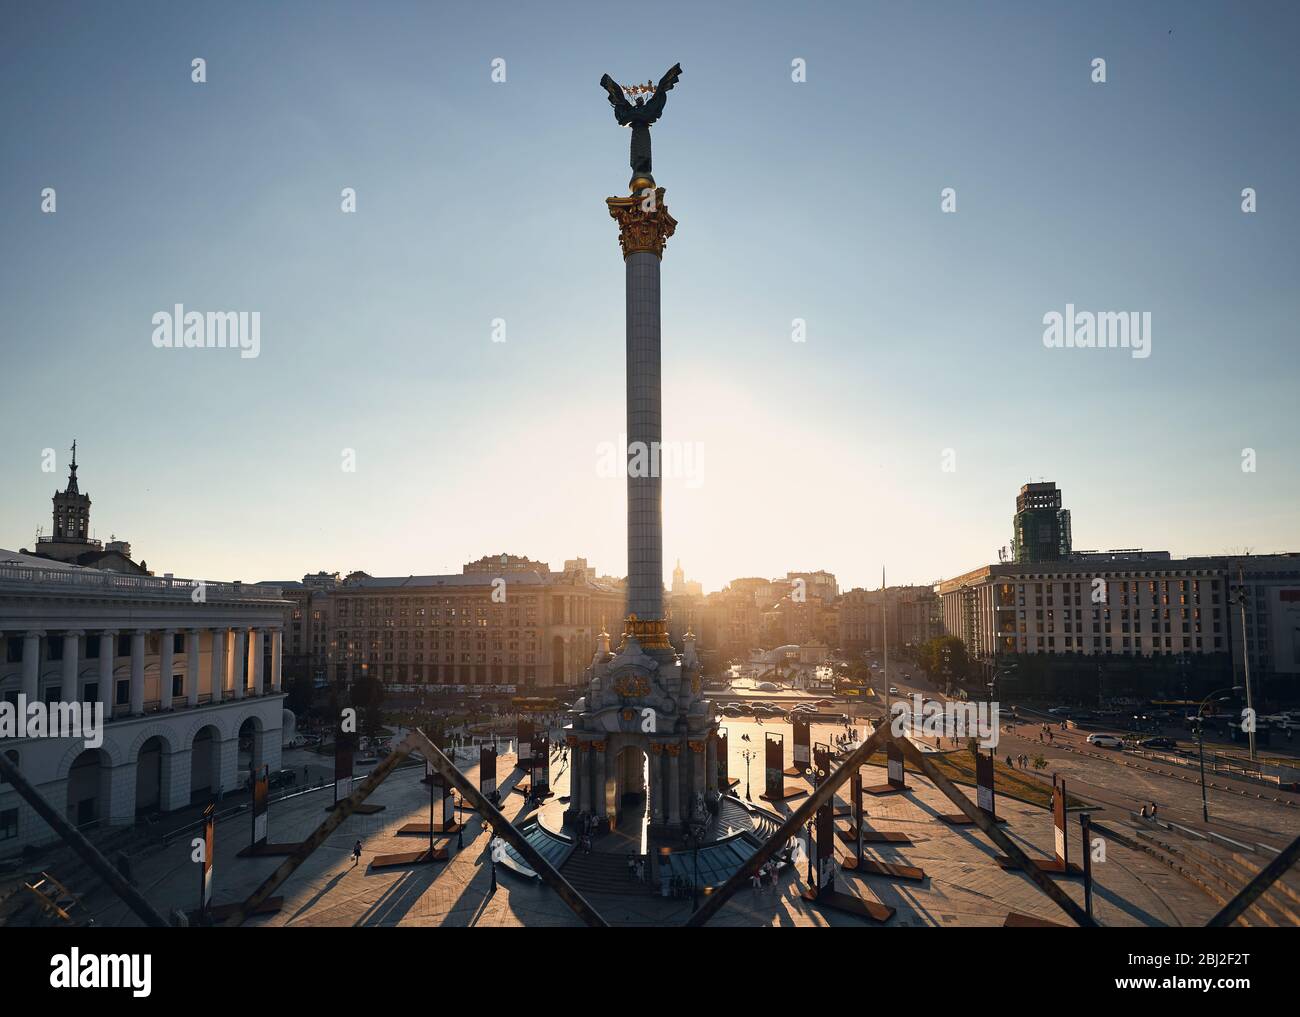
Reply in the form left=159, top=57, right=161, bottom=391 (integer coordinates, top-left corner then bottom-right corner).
left=0, top=747, right=170, bottom=928
left=1208, top=829, right=1300, bottom=928
left=895, top=737, right=1095, bottom=927
left=401, top=727, right=608, bottom=928
left=225, top=727, right=607, bottom=929
left=686, top=724, right=888, bottom=926
left=226, top=734, right=418, bottom=925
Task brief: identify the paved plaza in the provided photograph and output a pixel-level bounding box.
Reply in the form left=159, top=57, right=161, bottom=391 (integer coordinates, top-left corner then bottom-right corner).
left=66, top=717, right=1232, bottom=928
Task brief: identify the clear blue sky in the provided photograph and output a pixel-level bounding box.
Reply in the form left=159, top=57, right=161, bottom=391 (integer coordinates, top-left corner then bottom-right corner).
left=1, top=0, right=1297, bottom=593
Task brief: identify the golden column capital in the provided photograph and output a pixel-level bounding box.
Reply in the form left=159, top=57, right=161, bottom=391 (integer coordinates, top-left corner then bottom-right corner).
left=606, top=187, right=677, bottom=259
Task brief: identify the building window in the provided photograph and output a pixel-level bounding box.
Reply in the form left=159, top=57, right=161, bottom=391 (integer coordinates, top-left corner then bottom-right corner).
left=0, top=808, right=17, bottom=841
left=172, top=674, right=184, bottom=699
left=116, top=680, right=130, bottom=706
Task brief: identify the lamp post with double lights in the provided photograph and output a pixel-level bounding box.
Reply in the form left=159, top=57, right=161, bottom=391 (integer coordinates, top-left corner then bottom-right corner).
left=741, top=743, right=757, bottom=802
left=1196, top=686, right=1243, bottom=824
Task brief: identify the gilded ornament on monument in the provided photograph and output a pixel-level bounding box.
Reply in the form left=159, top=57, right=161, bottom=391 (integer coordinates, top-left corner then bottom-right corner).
left=592, top=740, right=606, bottom=753
left=689, top=741, right=705, bottom=754
left=621, top=708, right=635, bottom=722
left=649, top=743, right=663, bottom=755
left=606, top=190, right=677, bottom=259
left=566, top=735, right=579, bottom=747
left=665, top=743, right=680, bottom=757
left=613, top=673, right=651, bottom=698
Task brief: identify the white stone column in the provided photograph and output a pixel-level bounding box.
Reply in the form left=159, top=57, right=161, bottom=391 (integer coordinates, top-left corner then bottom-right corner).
left=61, top=630, right=82, bottom=700
left=161, top=748, right=191, bottom=811
left=22, top=631, right=42, bottom=701
left=648, top=746, right=663, bottom=824
left=232, top=629, right=246, bottom=700
left=214, top=735, right=239, bottom=795
left=129, top=630, right=146, bottom=716
left=667, top=747, right=681, bottom=825
left=159, top=630, right=175, bottom=709
left=270, top=628, right=283, bottom=693
left=210, top=628, right=227, bottom=704
left=98, top=630, right=117, bottom=714
left=252, top=628, right=265, bottom=696
left=186, top=630, right=202, bottom=707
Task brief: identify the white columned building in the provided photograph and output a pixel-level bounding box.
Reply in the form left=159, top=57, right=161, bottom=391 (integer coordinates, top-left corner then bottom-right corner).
left=0, top=550, right=289, bottom=857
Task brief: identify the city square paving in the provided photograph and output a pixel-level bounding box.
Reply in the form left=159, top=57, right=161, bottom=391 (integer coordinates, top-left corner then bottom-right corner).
left=79, top=717, right=1224, bottom=927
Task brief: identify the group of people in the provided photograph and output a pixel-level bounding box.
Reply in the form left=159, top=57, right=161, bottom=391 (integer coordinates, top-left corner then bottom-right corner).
left=625, top=856, right=647, bottom=882
left=748, top=860, right=781, bottom=890
left=574, top=811, right=601, bottom=854
left=1006, top=752, right=1035, bottom=768
left=1139, top=802, right=1160, bottom=819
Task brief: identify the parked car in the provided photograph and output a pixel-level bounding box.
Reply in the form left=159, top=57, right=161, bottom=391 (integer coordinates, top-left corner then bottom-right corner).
left=1048, top=707, right=1072, bottom=716
left=1086, top=733, right=1124, bottom=748
left=887, top=686, right=898, bottom=695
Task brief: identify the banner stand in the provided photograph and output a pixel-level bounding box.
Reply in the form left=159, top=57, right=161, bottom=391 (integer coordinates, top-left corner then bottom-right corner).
left=801, top=793, right=896, bottom=924
left=939, top=749, right=1008, bottom=825
left=995, top=774, right=1082, bottom=875
left=838, top=770, right=913, bottom=847
left=758, top=731, right=809, bottom=803
left=325, top=737, right=385, bottom=815
left=237, top=765, right=304, bottom=857
left=862, top=740, right=907, bottom=795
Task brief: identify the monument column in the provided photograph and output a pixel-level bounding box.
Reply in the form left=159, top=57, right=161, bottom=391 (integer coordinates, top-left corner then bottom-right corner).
left=158, top=630, right=174, bottom=708
left=607, top=184, right=676, bottom=653
left=210, top=628, right=227, bottom=704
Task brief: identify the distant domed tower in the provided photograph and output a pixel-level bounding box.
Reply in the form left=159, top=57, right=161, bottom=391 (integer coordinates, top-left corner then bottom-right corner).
left=52, top=440, right=91, bottom=541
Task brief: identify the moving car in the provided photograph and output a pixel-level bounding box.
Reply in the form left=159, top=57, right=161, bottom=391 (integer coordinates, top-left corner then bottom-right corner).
left=1139, top=737, right=1177, bottom=750
left=888, top=687, right=898, bottom=695
left=1086, top=733, right=1124, bottom=748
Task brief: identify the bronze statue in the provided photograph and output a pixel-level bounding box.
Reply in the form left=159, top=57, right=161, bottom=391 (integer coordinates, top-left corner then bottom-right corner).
left=599, top=63, right=682, bottom=182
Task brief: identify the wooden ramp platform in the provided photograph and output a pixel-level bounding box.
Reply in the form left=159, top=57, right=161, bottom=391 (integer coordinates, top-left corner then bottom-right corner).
left=801, top=887, right=895, bottom=924
left=783, top=766, right=803, bottom=777
left=1004, top=911, right=1068, bottom=928
left=396, top=821, right=464, bottom=836
left=996, top=856, right=1082, bottom=876
left=325, top=802, right=385, bottom=815
left=236, top=841, right=304, bottom=858
left=760, top=786, right=810, bottom=803
left=938, top=812, right=1007, bottom=826
left=862, top=783, right=904, bottom=796
left=191, top=897, right=283, bottom=923
left=836, top=822, right=913, bottom=845
left=369, top=846, right=449, bottom=869
left=840, top=857, right=926, bottom=882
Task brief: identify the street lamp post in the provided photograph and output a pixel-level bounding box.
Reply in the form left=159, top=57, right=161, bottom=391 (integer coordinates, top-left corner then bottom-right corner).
left=742, top=747, right=756, bottom=802
left=1197, top=686, right=1243, bottom=824
left=1234, top=570, right=1257, bottom=761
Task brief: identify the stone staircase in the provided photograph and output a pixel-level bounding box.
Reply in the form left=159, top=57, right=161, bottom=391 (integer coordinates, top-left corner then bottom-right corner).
left=561, top=852, right=656, bottom=897
left=1099, top=818, right=1300, bottom=926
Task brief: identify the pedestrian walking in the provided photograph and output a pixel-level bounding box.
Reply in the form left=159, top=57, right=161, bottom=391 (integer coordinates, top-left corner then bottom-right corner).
left=352, top=839, right=363, bottom=867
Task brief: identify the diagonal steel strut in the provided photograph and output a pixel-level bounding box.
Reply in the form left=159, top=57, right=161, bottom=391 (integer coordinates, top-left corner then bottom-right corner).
left=226, top=727, right=608, bottom=928
left=1207, top=829, right=1300, bottom=927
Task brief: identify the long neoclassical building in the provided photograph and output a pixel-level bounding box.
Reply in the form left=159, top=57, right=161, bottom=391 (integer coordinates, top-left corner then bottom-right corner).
left=0, top=547, right=288, bottom=857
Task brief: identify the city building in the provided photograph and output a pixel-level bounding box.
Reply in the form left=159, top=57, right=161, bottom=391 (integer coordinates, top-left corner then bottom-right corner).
left=259, top=558, right=624, bottom=691
left=21, top=443, right=149, bottom=574
left=838, top=585, right=942, bottom=655
left=1011, top=481, right=1072, bottom=564
left=938, top=553, right=1300, bottom=700
left=0, top=549, right=288, bottom=856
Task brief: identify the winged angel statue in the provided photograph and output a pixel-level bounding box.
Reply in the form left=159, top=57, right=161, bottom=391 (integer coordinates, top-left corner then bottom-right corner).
left=599, top=63, right=682, bottom=179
